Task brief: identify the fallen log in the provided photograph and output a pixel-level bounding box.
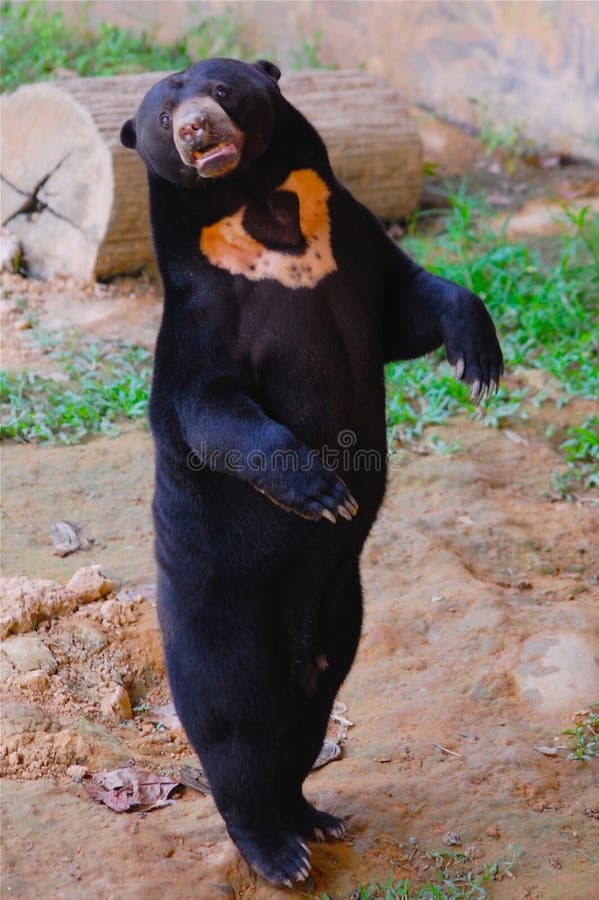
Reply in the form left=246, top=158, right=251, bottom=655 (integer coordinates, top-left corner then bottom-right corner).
left=0, top=69, right=422, bottom=281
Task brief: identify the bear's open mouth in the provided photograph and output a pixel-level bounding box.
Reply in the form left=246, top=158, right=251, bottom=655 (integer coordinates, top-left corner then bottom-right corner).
left=192, top=141, right=237, bottom=163
left=190, top=140, right=242, bottom=177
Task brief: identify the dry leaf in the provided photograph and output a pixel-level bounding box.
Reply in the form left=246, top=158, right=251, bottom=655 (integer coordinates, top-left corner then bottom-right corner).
left=174, top=764, right=211, bottom=795
left=312, top=738, right=341, bottom=769
left=533, top=745, right=558, bottom=757
left=443, top=832, right=462, bottom=846
left=503, top=430, right=529, bottom=446
left=84, top=765, right=179, bottom=812
left=51, top=520, right=93, bottom=557
left=331, top=700, right=354, bottom=729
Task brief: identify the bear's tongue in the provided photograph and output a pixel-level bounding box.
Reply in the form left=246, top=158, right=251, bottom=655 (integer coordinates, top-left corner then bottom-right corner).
left=192, top=142, right=239, bottom=176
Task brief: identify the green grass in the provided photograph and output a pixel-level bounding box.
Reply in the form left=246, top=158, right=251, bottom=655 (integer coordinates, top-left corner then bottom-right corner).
left=0, top=335, right=151, bottom=444
left=0, top=0, right=330, bottom=93
left=290, top=29, right=335, bottom=70
left=0, top=0, right=250, bottom=92
left=313, top=844, right=523, bottom=899
left=564, top=703, right=599, bottom=761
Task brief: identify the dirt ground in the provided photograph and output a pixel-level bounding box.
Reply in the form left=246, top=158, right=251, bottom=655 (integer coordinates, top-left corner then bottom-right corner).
left=1, top=176, right=599, bottom=898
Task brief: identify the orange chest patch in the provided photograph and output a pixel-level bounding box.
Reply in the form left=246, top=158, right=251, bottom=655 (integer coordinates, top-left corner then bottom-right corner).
left=199, top=169, right=337, bottom=289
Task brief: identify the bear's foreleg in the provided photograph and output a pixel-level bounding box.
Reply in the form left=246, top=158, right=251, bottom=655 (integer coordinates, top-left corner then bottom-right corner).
left=381, top=243, right=503, bottom=401
left=177, top=385, right=358, bottom=523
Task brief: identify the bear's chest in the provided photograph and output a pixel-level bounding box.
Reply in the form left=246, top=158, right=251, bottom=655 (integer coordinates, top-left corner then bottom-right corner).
left=199, top=169, right=337, bottom=290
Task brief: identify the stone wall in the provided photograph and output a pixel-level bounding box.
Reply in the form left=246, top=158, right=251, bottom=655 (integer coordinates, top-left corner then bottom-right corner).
left=53, top=0, right=599, bottom=162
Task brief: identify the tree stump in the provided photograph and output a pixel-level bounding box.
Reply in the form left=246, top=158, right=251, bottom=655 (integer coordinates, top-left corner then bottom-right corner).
left=0, top=69, right=422, bottom=281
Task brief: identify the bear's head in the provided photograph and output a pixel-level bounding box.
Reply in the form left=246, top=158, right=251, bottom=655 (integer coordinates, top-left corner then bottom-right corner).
left=121, top=58, right=282, bottom=186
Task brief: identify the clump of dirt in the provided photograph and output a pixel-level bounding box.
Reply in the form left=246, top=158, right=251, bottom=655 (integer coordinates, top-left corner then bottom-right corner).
left=1, top=565, right=113, bottom=638
left=1, top=573, right=171, bottom=781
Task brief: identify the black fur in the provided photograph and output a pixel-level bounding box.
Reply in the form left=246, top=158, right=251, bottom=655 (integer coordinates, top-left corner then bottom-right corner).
left=121, top=58, right=503, bottom=887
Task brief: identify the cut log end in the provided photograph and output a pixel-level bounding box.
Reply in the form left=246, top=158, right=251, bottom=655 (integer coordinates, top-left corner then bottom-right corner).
left=1, top=84, right=113, bottom=280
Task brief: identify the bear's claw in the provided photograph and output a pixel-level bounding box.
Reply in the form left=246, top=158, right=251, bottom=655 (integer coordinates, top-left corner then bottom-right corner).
left=285, top=799, right=347, bottom=842
left=229, top=825, right=311, bottom=887
left=453, top=352, right=502, bottom=405
left=318, top=492, right=359, bottom=525
left=300, top=474, right=358, bottom=524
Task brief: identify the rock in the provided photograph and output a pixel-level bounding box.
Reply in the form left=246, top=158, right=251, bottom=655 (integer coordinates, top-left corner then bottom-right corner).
left=67, top=764, right=89, bottom=781
left=65, top=620, right=108, bottom=652
left=100, top=598, right=137, bottom=626
left=409, top=107, right=485, bottom=176
left=0, top=575, right=71, bottom=638
left=51, top=729, right=89, bottom=767
left=13, top=669, right=50, bottom=693
left=0, top=567, right=113, bottom=639
left=491, top=195, right=599, bottom=239
left=66, top=565, right=113, bottom=603
left=1, top=634, right=58, bottom=674
left=515, top=630, right=599, bottom=718
left=1, top=700, right=53, bottom=737
left=100, top=684, right=133, bottom=722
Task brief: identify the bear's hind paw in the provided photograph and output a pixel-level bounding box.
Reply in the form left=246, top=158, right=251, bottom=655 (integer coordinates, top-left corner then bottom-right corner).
left=228, top=825, right=311, bottom=887
left=286, top=800, right=347, bottom=842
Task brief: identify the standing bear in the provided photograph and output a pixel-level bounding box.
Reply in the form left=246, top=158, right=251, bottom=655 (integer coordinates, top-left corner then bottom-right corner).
left=121, top=58, right=503, bottom=887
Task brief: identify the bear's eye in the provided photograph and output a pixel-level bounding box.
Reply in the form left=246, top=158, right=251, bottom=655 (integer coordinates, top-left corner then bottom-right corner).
left=214, top=85, right=229, bottom=101
left=159, top=112, right=170, bottom=129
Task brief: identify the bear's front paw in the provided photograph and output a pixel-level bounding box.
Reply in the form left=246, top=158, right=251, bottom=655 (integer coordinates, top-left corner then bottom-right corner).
left=300, top=468, right=359, bottom=524
left=257, top=462, right=358, bottom=524
left=444, top=293, right=504, bottom=404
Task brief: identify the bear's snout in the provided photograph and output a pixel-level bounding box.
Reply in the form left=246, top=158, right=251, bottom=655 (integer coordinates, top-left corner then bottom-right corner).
left=172, top=96, right=244, bottom=179
left=177, top=110, right=208, bottom=144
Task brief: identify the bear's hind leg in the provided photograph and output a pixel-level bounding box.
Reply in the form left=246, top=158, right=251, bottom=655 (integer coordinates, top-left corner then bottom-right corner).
left=199, top=729, right=312, bottom=886
left=276, top=560, right=363, bottom=841
left=277, top=687, right=347, bottom=842
left=160, top=597, right=311, bottom=887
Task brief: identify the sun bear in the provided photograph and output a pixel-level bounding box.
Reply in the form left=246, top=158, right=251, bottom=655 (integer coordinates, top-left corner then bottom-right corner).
left=121, top=58, right=503, bottom=887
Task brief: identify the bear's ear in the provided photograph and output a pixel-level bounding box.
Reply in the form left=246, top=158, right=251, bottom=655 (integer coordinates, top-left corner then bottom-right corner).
left=120, top=118, right=137, bottom=149
left=253, top=59, right=281, bottom=83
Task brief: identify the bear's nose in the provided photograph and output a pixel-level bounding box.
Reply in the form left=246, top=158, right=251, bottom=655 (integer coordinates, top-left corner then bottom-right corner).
left=178, top=111, right=208, bottom=141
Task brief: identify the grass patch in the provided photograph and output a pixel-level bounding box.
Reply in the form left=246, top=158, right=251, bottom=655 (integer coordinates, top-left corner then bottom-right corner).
left=564, top=703, right=599, bottom=761
left=0, top=0, right=250, bottom=92
left=398, top=191, right=598, bottom=401
left=312, top=844, right=523, bottom=899
left=0, top=335, right=151, bottom=444
left=387, top=188, right=599, bottom=490
left=290, top=29, right=335, bottom=70
left=0, top=0, right=331, bottom=93
left=554, top=416, right=599, bottom=494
